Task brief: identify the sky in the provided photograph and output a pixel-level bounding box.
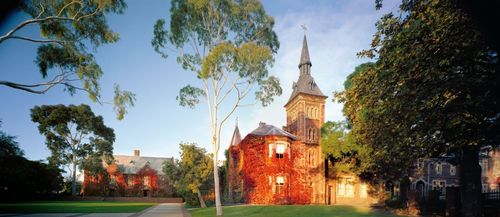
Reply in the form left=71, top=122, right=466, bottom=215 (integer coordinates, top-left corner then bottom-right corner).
left=0, top=0, right=399, bottom=163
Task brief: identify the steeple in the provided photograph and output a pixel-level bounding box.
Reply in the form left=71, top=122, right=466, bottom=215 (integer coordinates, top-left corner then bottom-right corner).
left=285, top=34, right=326, bottom=107
left=298, top=34, right=312, bottom=69
left=230, top=119, right=242, bottom=146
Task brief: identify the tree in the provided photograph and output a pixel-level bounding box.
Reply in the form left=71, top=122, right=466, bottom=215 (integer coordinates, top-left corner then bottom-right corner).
left=340, top=0, right=500, bottom=216
left=163, top=143, right=213, bottom=208
left=0, top=121, right=24, bottom=157
left=0, top=122, right=63, bottom=200
left=321, top=121, right=358, bottom=174
left=31, top=104, right=115, bottom=196
left=152, top=0, right=281, bottom=215
left=0, top=0, right=135, bottom=120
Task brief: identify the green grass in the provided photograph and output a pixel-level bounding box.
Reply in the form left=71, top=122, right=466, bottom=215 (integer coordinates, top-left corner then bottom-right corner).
left=189, top=205, right=404, bottom=217
left=0, top=201, right=157, bottom=213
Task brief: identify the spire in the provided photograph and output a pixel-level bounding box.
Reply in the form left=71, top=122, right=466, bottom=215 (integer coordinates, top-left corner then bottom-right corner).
left=230, top=119, right=242, bottom=146
left=298, top=34, right=312, bottom=69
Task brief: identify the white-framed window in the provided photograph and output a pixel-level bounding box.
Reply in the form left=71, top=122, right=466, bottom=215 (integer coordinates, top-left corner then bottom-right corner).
left=435, top=162, right=442, bottom=175
left=276, top=176, right=284, bottom=194
left=360, top=183, right=368, bottom=198
left=450, top=165, right=456, bottom=176
left=276, top=143, right=285, bottom=159
left=337, top=177, right=355, bottom=197
left=143, top=176, right=150, bottom=186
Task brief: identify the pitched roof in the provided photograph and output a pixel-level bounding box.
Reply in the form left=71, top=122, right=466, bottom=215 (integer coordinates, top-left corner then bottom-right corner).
left=113, top=155, right=171, bottom=175
left=286, top=35, right=326, bottom=106
left=249, top=122, right=298, bottom=140
left=230, top=123, right=242, bottom=146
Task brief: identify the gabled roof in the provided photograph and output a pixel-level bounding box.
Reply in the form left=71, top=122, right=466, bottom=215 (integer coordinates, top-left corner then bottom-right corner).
left=113, top=155, right=171, bottom=175
left=249, top=122, right=298, bottom=140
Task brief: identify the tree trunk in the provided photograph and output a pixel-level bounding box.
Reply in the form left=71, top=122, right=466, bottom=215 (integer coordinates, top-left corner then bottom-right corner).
left=459, top=146, right=482, bottom=217
left=72, top=154, right=77, bottom=196
left=196, top=188, right=207, bottom=208
left=213, top=154, right=223, bottom=216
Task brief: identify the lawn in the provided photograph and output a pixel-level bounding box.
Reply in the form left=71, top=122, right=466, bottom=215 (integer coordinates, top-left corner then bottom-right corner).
left=0, top=201, right=157, bottom=213
left=189, top=205, right=404, bottom=217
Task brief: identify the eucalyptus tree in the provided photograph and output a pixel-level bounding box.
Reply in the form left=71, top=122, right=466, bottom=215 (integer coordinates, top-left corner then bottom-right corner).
left=31, top=104, right=115, bottom=196
left=152, top=0, right=281, bottom=215
left=0, top=0, right=135, bottom=120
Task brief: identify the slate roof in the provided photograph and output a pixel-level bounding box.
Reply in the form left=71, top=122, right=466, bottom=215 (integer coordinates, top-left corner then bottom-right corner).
left=230, top=124, right=242, bottom=146
left=113, top=155, right=172, bottom=175
left=286, top=35, right=326, bottom=106
left=249, top=122, right=298, bottom=140
left=299, top=35, right=312, bottom=68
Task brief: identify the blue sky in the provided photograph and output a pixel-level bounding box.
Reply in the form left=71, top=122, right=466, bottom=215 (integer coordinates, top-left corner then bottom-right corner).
left=0, top=0, right=398, bottom=162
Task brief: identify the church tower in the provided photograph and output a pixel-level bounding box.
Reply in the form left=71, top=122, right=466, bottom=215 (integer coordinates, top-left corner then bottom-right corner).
left=284, top=34, right=327, bottom=204
left=284, top=34, right=327, bottom=144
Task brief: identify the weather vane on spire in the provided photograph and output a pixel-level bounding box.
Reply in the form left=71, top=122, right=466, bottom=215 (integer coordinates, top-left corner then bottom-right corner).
left=301, top=24, right=307, bottom=34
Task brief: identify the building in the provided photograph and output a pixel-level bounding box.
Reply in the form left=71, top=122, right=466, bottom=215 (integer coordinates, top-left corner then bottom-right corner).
left=83, top=149, right=174, bottom=197
left=227, top=35, right=379, bottom=205
left=409, top=149, right=500, bottom=200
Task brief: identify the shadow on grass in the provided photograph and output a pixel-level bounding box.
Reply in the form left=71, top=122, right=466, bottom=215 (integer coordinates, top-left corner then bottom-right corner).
left=188, top=205, right=403, bottom=217
left=0, top=201, right=157, bottom=213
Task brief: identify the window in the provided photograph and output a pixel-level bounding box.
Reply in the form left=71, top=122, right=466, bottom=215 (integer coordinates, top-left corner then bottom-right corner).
left=417, top=159, right=424, bottom=169
left=435, top=162, right=442, bottom=175
left=360, top=183, right=368, bottom=198
left=127, top=175, right=133, bottom=186
left=308, top=149, right=315, bottom=166
left=432, top=180, right=446, bottom=195
left=337, top=178, right=355, bottom=197
left=483, top=184, right=489, bottom=193
left=110, top=175, right=116, bottom=184
left=481, top=159, right=488, bottom=176
left=450, top=165, right=456, bottom=176
left=269, top=143, right=273, bottom=157
left=143, top=176, right=150, bottom=186
left=276, top=144, right=284, bottom=158
left=276, top=176, right=284, bottom=194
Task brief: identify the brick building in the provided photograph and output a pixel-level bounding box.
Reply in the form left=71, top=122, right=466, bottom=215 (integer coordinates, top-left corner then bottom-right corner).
left=83, top=150, right=174, bottom=197
left=227, top=35, right=379, bottom=205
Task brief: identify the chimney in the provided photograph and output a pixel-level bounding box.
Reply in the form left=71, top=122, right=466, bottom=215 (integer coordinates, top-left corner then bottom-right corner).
left=134, top=149, right=140, bottom=157
left=259, top=122, right=266, bottom=127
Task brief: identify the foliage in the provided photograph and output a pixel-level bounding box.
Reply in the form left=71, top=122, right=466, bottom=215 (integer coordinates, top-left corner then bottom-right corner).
left=0, top=121, right=24, bottom=157
left=152, top=0, right=281, bottom=214
left=338, top=0, right=499, bottom=216
left=229, top=135, right=311, bottom=204
left=163, top=143, right=213, bottom=207
left=0, top=201, right=158, bottom=213
left=0, top=124, right=63, bottom=200
left=0, top=0, right=135, bottom=120
left=62, top=179, right=82, bottom=195
left=31, top=104, right=115, bottom=196
left=320, top=121, right=363, bottom=174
